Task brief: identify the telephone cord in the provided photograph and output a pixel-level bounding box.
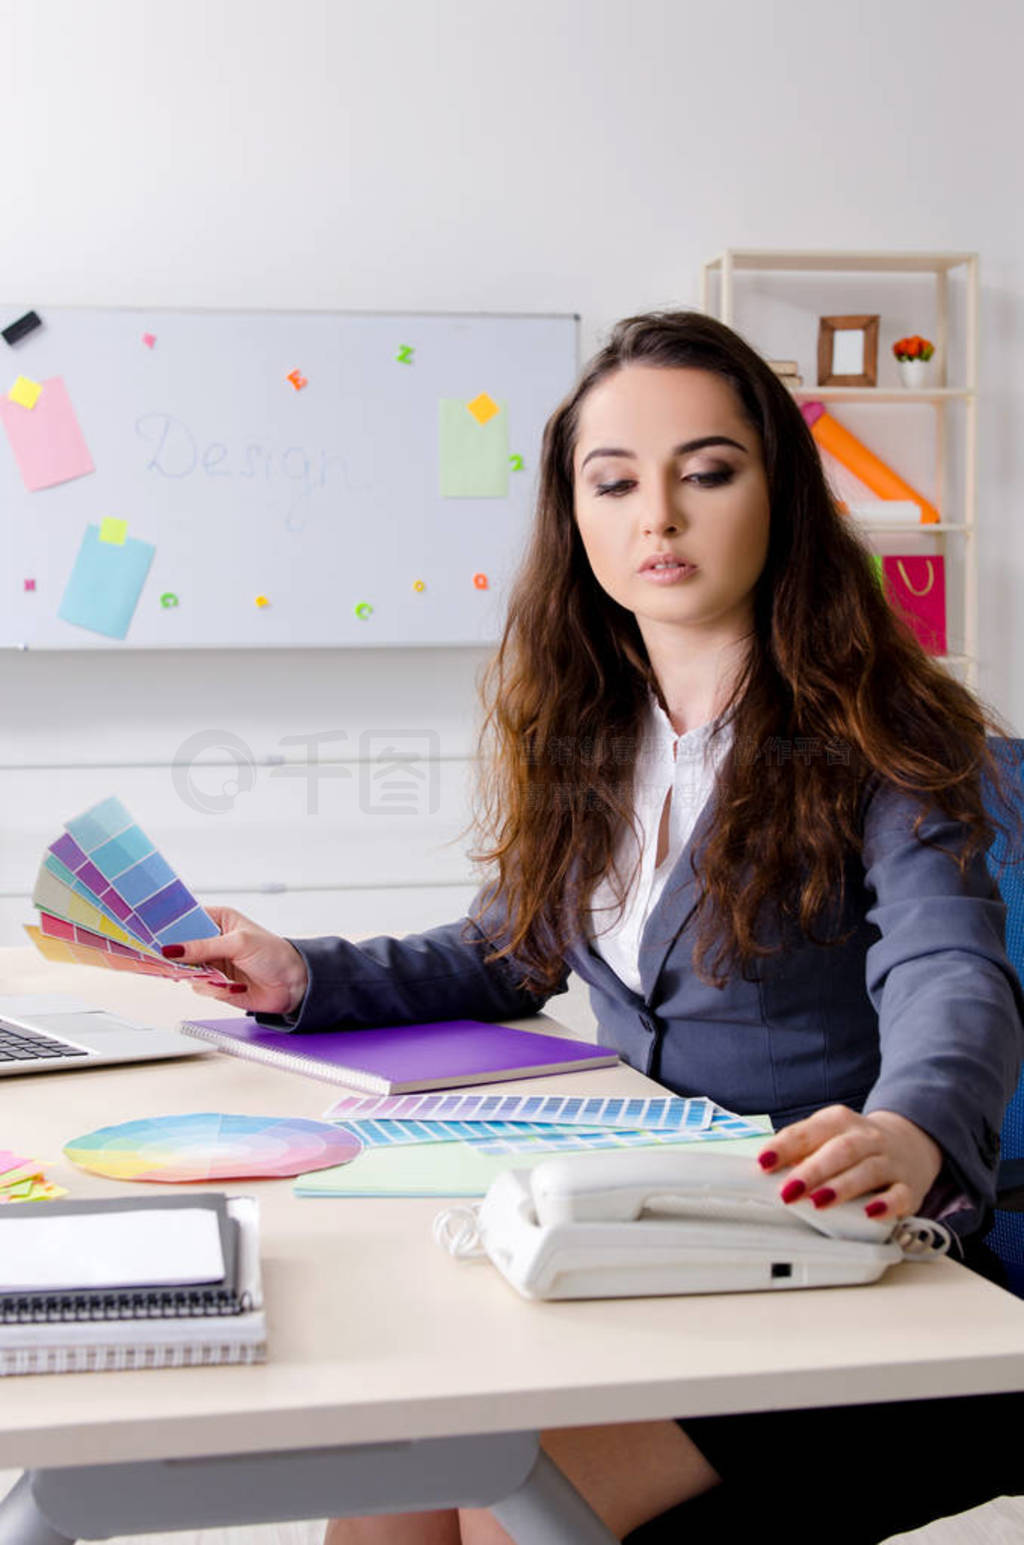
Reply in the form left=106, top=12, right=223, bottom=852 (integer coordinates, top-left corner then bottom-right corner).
left=433, top=1204, right=959, bottom=1263
left=892, top=1215, right=958, bottom=1260
left=433, top=1204, right=486, bottom=1259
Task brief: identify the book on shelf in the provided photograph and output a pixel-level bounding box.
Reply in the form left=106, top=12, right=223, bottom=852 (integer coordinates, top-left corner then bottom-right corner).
left=843, top=500, right=921, bottom=523
left=0, top=1193, right=265, bottom=1376
left=179, top=1015, right=619, bottom=1094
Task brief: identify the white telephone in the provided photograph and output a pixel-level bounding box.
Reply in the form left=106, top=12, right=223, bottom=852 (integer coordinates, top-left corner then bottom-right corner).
left=433, top=1148, right=956, bottom=1300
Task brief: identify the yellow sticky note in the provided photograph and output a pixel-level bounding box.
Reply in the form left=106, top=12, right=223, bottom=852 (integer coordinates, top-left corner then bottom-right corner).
left=99, top=517, right=128, bottom=546
left=8, top=375, right=42, bottom=410
left=255, top=594, right=270, bottom=608
left=466, top=392, right=499, bottom=425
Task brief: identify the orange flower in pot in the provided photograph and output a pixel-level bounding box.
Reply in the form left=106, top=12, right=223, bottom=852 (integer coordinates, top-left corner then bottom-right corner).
left=893, top=334, right=936, bottom=386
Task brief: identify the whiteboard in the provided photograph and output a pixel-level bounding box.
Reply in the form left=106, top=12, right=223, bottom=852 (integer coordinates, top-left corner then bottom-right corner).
left=0, top=307, right=579, bottom=648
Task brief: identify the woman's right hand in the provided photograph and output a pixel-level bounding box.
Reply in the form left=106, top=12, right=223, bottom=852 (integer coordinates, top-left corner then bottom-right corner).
left=161, top=905, right=309, bottom=1017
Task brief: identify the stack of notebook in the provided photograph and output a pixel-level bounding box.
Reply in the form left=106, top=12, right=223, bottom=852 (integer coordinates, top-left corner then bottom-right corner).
left=0, top=1193, right=265, bottom=1376
left=25, top=795, right=231, bottom=987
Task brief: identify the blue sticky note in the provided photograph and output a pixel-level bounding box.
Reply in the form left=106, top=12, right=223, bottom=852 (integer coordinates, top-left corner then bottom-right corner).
left=58, top=525, right=155, bottom=640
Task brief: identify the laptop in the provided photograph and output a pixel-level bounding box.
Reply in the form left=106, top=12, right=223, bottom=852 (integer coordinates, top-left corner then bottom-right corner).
left=0, top=995, right=208, bottom=1076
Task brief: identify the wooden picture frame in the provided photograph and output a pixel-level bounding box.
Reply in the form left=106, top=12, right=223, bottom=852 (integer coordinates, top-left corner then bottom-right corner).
left=817, top=314, right=879, bottom=387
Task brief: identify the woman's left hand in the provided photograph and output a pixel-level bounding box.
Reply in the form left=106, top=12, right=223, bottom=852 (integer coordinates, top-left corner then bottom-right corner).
left=756, top=1105, right=944, bottom=1220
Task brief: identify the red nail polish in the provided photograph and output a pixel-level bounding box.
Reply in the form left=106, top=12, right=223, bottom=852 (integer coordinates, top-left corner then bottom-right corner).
left=161, top=945, right=186, bottom=959
left=758, top=1151, right=778, bottom=1171
left=780, top=1179, right=806, bottom=1203
left=228, top=983, right=247, bottom=994
left=865, top=1200, right=888, bottom=1217
left=810, top=1187, right=836, bottom=1209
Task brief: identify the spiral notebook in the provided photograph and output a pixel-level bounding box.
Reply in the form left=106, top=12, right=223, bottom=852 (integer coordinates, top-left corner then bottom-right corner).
left=179, top=1016, right=619, bottom=1094
left=0, top=1193, right=266, bottom=1375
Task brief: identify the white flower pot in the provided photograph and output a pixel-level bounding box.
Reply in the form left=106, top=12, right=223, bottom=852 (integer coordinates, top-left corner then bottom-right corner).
left=898, top=358, right=933, bottom=389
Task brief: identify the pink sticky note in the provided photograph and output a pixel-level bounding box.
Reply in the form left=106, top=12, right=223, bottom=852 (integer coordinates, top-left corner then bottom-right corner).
left=0, top=376, right=95, bottom=492
left=142, top=333, right=156, bottom=348
left=24, top=578, right=36, bottom=592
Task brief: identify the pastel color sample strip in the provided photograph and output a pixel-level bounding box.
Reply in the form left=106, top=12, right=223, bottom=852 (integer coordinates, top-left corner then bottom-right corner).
left=33, top=860, right=154, bottom=951
left=334, top=1117, right=752, bottom=1156
left=335, top=1118, right=613, bottom=1149
left=62, top=795, right=218, bottom=946
left=702, top=1110, right=767, bottom=1139
left=294, top=1113, right=775, bottom=1199
left=63, top=1113, right=363, bottom=1183
left=37, top=911, right=229, bottom=984
left=58, top=525, right=155, bottom=640
left=466, top=1120, right=764, bottom=1155
left=44, top=842, right=159, bottom=949
left=323, top=1092, right=714, bottom=1130
left=24, top=925, right=222, bottom=985
left=0, top=376, right=95, bottom=492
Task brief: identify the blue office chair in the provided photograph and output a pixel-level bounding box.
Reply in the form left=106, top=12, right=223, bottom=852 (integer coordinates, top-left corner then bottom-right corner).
left=980, top=738, right=1024, bottom=1296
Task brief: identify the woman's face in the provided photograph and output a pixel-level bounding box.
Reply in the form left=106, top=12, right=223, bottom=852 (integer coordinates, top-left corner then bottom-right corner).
left=572, top=365, right=771, bottom=647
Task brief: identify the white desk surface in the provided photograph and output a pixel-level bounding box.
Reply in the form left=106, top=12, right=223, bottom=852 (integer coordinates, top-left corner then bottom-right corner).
left=2, top=946, right=1024, bottom=1473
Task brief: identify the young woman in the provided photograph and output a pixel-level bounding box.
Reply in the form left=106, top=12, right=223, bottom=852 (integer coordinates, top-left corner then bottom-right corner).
left=169, top=312, right=1024, bottom=1542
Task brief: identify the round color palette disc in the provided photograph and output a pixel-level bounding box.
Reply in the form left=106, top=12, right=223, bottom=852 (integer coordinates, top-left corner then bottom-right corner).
left=63, top=1112, right=362, bottom=1182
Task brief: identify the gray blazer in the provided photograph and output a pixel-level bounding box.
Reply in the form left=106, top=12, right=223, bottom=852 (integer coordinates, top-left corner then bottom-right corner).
left=261, top=779, right=1024, bottom=1238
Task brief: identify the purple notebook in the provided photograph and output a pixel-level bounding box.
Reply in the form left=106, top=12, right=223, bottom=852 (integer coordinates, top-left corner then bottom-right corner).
left=179, top=1016, right=619, bottom=1094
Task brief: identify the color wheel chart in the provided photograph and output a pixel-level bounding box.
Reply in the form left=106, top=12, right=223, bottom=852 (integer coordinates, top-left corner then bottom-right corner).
left=63, top=1114, right=363, bottom=1183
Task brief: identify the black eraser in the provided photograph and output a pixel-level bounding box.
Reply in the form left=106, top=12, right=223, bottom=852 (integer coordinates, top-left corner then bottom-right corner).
left=2, top=310, right=42, bottom=346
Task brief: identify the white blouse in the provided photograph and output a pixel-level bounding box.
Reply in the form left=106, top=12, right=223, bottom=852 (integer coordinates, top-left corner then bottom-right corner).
left=588, top=698, right=733, bottom=995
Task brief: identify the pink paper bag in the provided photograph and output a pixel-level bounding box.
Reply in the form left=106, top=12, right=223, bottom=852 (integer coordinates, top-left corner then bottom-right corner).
left=882, top=555, right=946, bottom=655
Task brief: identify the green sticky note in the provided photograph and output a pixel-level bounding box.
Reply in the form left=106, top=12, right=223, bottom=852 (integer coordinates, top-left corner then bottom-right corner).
left=869, top=552, right=885, bottom=590
left=438, top=398, right=510, bottom=498
left=99, top=517, right=128, bottom=546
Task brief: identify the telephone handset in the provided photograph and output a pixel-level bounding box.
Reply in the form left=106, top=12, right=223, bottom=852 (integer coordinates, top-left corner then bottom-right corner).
left=434, top=1148, right=955, bottom=1300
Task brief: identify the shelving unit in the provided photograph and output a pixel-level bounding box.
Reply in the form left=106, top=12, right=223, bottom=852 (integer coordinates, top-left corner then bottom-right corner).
left=699, top=250, right=979, bottom=686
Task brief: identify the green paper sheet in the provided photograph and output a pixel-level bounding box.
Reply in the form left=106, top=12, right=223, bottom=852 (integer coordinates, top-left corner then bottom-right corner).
left=293, top=1118, right=772, bottom=1198
left=438, top=398, right=509, bottom=498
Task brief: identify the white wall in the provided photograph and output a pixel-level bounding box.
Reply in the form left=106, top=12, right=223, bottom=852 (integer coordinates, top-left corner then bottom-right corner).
left=2, top=0, right=1023, bottom=957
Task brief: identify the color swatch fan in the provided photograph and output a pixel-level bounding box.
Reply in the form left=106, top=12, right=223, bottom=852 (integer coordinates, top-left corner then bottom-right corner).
left=63, top=1113, right=363, bottom=1182
left=25, top=795, right=232, bottom=986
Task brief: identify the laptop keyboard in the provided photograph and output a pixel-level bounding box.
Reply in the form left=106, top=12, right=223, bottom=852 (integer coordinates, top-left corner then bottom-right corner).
left=0, top=1018, right=90, bottom=1061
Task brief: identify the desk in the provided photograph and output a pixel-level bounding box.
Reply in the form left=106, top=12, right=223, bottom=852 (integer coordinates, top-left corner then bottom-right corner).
left=2, top=946, right=1024, bottom=1544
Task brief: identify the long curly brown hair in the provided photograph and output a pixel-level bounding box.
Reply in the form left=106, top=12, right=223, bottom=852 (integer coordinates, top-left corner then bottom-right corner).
left=470, top=310, right=1017, bottom=993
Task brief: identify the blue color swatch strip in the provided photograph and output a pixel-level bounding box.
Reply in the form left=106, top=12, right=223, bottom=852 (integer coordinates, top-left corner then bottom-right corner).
left=324, top=1092, right=717, bottom=1130
left=43, top=847, right=158, bottom=949
left=324, top=1094, right=766, bottom=1157
left=61, top=796, right=218, bottom=945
